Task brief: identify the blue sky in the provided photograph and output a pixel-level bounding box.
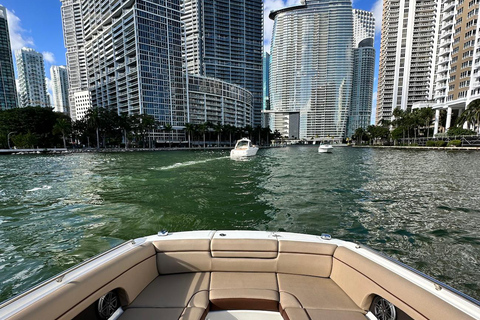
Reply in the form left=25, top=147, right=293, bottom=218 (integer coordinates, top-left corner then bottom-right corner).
left=1, top=0, right=382, bottom=122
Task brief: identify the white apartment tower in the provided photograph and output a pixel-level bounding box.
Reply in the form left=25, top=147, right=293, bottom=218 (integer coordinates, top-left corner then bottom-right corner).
left=376, top=0, right=442, bottom=124
left=432, top=0, right=480, bottom=134
left=50, top=65, right=70, bottom=114
left=15, top=48, right=50, bottom=108
left=61, top=0, right=90, bottom=120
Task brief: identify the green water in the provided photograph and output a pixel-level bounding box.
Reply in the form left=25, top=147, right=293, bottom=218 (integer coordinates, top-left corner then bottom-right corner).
left=0, top=147, right=479, bottom=302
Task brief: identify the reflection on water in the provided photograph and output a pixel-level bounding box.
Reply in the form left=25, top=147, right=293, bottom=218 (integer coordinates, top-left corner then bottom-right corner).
left=0, top=147, right=479, bottom=301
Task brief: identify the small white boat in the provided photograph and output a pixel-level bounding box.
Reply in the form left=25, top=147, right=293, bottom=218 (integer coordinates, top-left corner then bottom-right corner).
left=230, top=138, right=259, bottom=158
left=1, top=230, right=479, bottom=320
left=318, top=144, right=333, bottom=153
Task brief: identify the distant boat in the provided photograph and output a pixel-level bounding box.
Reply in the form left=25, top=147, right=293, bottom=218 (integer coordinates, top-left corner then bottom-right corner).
left=230, top=138, right=259, bottom=158
left=318, top=143, right=333, bottom=153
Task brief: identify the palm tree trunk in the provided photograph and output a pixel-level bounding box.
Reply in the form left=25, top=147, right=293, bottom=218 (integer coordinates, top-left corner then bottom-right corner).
left=62, top=134, right=66, bottom=149
left=203, top=133, right=206, bottom=149
left=188, top=132, right=191, bottom=148
left=96, top=127, right=100, bottom=149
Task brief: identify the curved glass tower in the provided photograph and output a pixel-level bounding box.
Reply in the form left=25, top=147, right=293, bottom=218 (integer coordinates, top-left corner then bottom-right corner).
left=269, top=0, right=354, bottom=140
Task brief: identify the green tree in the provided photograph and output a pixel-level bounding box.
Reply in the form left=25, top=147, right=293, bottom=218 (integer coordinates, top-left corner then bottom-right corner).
left=354, top=127, right=365, bottom=145
left=52, top=117, right=72, bottom=149
left=456, top=99, right=480, bottom=133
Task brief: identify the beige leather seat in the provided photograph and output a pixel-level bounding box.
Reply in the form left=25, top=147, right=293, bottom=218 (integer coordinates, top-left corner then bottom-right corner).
left=119, top=273, right=210, bottom=320
left=278, top=273, right=365, bottom=320
left=210, top=272, right=279, bottom=311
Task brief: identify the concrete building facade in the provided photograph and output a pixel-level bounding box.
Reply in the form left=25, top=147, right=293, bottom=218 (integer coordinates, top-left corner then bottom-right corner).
left=0, top=6, right=17, bottom=110
left=376, top=0, right=442, bottom=124
left=61, top=0, right=90, bottom=120
left=15, top=48, right=50, bottom=108
left=432, top=0, right=480, bottom=134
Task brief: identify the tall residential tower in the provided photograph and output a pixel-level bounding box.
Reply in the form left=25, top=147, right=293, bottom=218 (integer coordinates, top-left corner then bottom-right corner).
left=347, top=9, right=376, bottom=137
left=61, top=0, right=90, bottom=120
left=50, top=65, right=70, bottom=114
left=268, top=0, right=354, bottom=140
left=181, top=0, right=263, bottom=126
left=376, top=0, right=442, bottom=124
left=0, top=6, right=17, bottom=110
left=15, top=48, right=50, bottom=108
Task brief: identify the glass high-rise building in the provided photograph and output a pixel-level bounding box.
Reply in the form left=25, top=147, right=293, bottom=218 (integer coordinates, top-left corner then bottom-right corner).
left=16, top=48, right=50, bottom=108
left=182, top=0, right=263, bottom=127
left=50, top=65, right=70, bottom=114
left=269, top=0, right=354, bottom=141
left=347, top=9, right=375, bottom=137
left=0, top=6, right=18, bottom=110
left=61, top=0, right=185, bottom=126
left=262, top=52, right=270, bottom=127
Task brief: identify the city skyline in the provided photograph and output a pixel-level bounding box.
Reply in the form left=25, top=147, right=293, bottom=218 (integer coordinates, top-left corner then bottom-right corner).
left=0, top=0, right=381, bottom=124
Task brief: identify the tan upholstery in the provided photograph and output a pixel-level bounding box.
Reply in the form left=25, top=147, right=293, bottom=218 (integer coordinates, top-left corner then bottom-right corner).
left=210, top=272, right=279, bottom=311
left=129, top=273, right=210, bottom=308
left=119, top=308, right=184, bottom=320
left=281, top=308, right=310, bottom=320
left=11, top=243, right=157, bottom=320
left=157, top=252, right=212, bottom=274
left=153, top=239, right=211, bottom=252
left=277, top=273, right=362, bottom=312
left=279, top=240, right=337, bottom=255
left=211, top=239, right=278, bottom=254
left=306, top=309, right=367, bottom=320
left=277, top=253, right=332, bottom=277
left=211, top=257, right=277, bottom=272
left=332, top=246, right=475, bottom=320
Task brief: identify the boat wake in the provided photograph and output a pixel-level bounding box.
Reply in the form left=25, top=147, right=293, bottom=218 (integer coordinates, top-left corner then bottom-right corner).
left=153, top=156, right=229, bottom=171
left=26, top=185, right=52, bottom=192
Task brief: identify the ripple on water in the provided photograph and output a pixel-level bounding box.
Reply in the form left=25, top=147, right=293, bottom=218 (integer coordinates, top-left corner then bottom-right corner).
left=0, top=148, right=479, bottom=301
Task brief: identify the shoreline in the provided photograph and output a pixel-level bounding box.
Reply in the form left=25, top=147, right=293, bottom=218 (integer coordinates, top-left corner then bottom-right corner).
left=353, top=145, right=480, bottom=151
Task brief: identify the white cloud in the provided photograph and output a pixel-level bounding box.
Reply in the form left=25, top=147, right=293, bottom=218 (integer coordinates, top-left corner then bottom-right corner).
left=371, top=91, right=377, bottom=124
left=4, top=8, right=34, bottom=51
left=45, top=77, right=54, bottom=106
left=371, top=0, right=383, bottom=35
left=264, top=0, right=302, bottom=53
left=42, top=51, right=55, bottom=64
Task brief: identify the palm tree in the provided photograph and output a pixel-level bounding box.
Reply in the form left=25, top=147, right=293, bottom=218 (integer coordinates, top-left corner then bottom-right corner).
left=456, top=99, right=480, bottom=133
left=85, top=108, right=101, bottom=149
left=52, top=117, right=72, bottom=149
left=354, top=127, right=365, bottom=145
left=185, top=123, right=194, bottom=148
left=213, top=123, right=223, bottom=147
left=119, top=113, right=131, bottom=149
left=198, top=123, right=208, bottom=148
left=419, top=107, right=435, bottom=138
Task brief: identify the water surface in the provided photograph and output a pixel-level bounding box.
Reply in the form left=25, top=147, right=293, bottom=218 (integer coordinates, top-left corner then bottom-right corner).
left=0, top=147, right=479, bottom=301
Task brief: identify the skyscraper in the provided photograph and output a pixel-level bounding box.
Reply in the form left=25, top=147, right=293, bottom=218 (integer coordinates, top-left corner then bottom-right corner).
left=263, top=52, right=270, bottom=127
left=50, top=65, right=69, bottom=114
left=182, top=0, right=263, bottom=126
left=431, top=0, right=480, bottom=134
left=16, top=48, right=50, bottom=108
left=61, top=0, right=185, bottom=126
left=0, top=6, right=18, bottom=110
left=61, top=0, right=89, bottom=120
left=268, top=0, right=354, bottom=141
left=347, top=9, right=375, bottom=137
left=376, top=0, right=442, bottom=124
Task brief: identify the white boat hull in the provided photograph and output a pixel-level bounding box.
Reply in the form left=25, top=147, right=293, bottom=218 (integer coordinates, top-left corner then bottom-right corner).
left=230, top=147, right=259, bottom=158
left=318, top=145, right=333, bottom=153
left=1, top=230, right=479, bottom=320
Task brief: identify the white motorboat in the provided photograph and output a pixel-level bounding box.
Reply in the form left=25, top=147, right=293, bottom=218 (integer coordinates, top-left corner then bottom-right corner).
left=318, top=144, right=333, bottom=153
left=0, top=230, right=479, bottom=320
left=230, top=138, right=259, bottom=158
